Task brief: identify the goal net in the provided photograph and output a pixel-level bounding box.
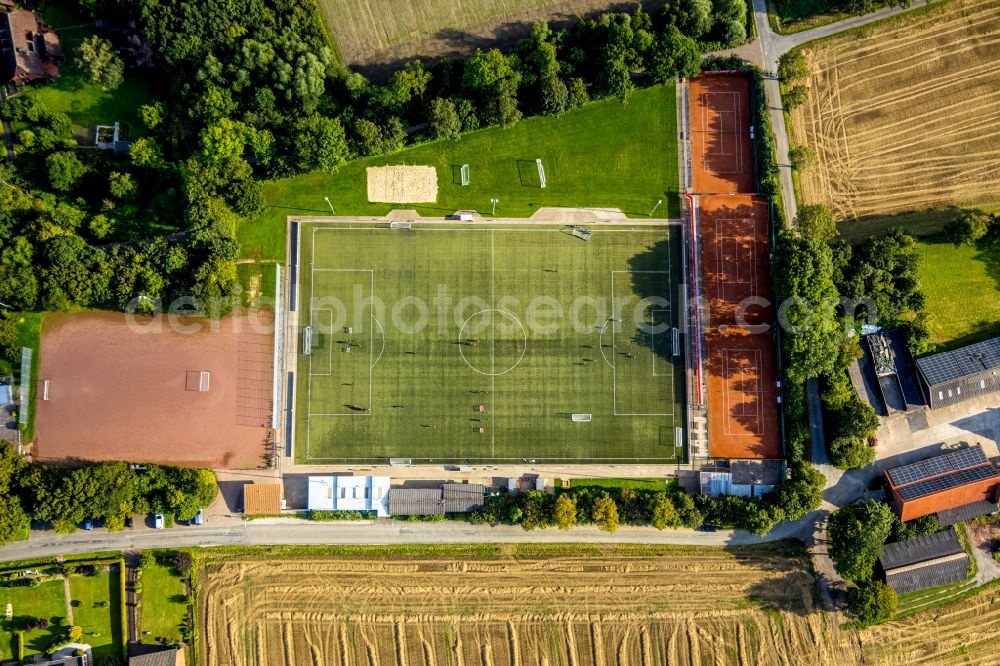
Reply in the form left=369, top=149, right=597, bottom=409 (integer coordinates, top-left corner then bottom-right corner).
left=460, top=164, right=470, bottom=186
left=390, top=221, right=413, bottom=230
left=536, top=158, right=547, bottom=188
left=301, top=326, right=312, bottom=355
left=571, top=413, right=592, bottom=422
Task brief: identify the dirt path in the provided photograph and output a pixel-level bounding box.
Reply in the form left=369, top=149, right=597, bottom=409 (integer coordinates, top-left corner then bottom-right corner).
left=62, top=573, right=74, bottom=625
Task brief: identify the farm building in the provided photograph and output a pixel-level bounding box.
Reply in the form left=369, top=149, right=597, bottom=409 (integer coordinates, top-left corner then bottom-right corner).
left=387, top=483, right=485, bottom=516
left=243, top=482, right=282, bottom=515
left=0, top=9, right=61, bottom=85
left=128, top=647, right=185, bottom=666
left=878, top=528, right=968, bottom=594
left=884, top=445, right=1000, bottom=521
left=307, top=476, right=390, bottom=516
left=914, top=336, right=1000, bottom=409
left=700, top=460, right=783, bottom=497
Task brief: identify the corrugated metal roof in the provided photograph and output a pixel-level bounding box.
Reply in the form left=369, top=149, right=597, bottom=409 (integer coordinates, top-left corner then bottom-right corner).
left=879, top=528, right=963, bottom=571
left=388, top=489, right=444, bottom=516
left=443, top=483, right=485, bottom=513
left=936, top=500, right=999, bottom=527
left=885, top=557, right=968, bottom=595
left=243, top=483, right=282, bottom=515
left=731, top=460, right=783, bottom=486
left=915, top=336, right=1000, bottom=388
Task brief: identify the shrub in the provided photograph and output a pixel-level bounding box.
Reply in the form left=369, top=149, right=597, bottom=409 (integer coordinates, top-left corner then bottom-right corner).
left=847, top=580, right=897, bottom=625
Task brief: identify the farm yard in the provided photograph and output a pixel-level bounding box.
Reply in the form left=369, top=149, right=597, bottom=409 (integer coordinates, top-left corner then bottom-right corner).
left=316, top=0, right=666, bottom=73
left=198, top=544, right=862, bottom=666
left=787, top=0, right=1000, bottom=224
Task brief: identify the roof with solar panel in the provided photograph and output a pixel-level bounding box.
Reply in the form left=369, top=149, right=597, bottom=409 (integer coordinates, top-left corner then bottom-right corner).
left=886, top=445, right=1000, bottom=501
left=915, top=337, right=1000, bottom=387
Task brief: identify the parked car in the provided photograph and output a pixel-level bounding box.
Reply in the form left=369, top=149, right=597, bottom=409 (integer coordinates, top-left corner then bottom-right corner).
left=83, top=519, right=93, bottom=531
left=193, top=508, right=203, bottom=526
left=125, top=517, right=134, bottom=530
left=154, top=513, right=164, bottom=530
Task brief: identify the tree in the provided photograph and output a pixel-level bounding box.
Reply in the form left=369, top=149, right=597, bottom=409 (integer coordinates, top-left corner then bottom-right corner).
left=828, top=500, right=894, bottom=581
left=771, top=464, right=825, bottom=521
left=832, top=396, right=880, bottom=441
left=429, top=98, right=461, bottom=141
left=591, top=492, right=620, bottom=533
left=353, top=117, right=406, bottom=157
left=847, top=580, right=897, bottom=625
left=292, top=115, right=350, bottom=174
left=129, top=138, right=162, bottom=168
left=889, top=513, right=939, bottom=543
left=108, top=171, right=137, bottom=200
left=651, top=26, right=702, bottom=83
left=784, top=84, right=809, bottom=109
left=674, top=0, right=714, bottom=39
left=75, top=36, right=124, bottom=90
left=648, top=492, right=680, bottom=530
left=539, top=75, right=569, bottom=116
left=598, top=57, right=633, bottom=104
left=829, top=436, right=875, bottom=470
left=46, top=152, right=87, bottom=192
left=944, top=210, right=991, bottom=246
left=772, top=232, right=844, bottom=382
left=778, top=51, right=809, bottom=81
left=463, top=49, right=517, bottom=93
left=68, top=625, right=84, bottom=642
left=388, top=60, right=431, bottom=106
left=200, top=118, right=248, bottom=162
left=567, top=78, right=590, bottom=110
left=795, top=204, right=838, bottom=244
left=0, top=494, right=29, bottom=545
left=790, top=145, right=817, bottom=171
left=554, top=493, right=577, bottom=530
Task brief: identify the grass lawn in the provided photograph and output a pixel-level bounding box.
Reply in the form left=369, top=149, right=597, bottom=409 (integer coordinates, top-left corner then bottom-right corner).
left=240, top=85, right=679, bottom=261
left=69, top=569, right=123, bottom=662
left=0, top=580, right=67, bottom=661
left=25, top=4, right=152, bottom=142
left=766, top=0, right=851, bottom=33
left=138, top=564, right=186, bottom=645
left=916, top=239, right=1000, bottom=351
left=562, top=477, right=673, bottom=491
left=295, top=221, right=684, bottom=463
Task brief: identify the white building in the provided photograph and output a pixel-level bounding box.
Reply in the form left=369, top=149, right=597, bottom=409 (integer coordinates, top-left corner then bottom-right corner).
left=307, top=476, right=390, bottom=517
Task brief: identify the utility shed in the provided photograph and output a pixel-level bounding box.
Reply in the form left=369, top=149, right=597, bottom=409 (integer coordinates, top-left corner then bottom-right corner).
left=388, top=489, right=444, bottom=516
left=915, top=336, right=1000, bottom=409
left=443, top=483, right=485, bottom=513
left=879, top=528, right=968, bottom=594
left=936, top=500, right=998, bottom=527
left=884, top=444, right=1000, bottom=521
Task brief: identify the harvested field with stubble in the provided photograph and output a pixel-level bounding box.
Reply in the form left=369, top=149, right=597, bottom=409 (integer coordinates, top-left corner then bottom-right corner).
left=199, top=545, right=864, bottom=666
left=788, top=0, right=1000, bottom=222
left=319, top=0, right=664, bottom=74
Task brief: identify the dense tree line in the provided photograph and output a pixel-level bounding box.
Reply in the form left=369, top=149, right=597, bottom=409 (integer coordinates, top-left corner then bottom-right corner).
left=0, top=442, right=217, bottom=542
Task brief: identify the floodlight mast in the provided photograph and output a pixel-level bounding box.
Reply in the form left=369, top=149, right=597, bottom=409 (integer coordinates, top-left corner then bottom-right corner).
left=324, top=196, right=335, bottom=214
left=650, top=199, right=663, bottom=216
left=490, top=198, right=499, bottom=216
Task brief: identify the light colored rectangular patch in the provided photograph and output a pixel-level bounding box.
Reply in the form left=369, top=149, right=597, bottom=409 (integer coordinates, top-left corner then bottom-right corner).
left=366, top=165, right=438, bottom=203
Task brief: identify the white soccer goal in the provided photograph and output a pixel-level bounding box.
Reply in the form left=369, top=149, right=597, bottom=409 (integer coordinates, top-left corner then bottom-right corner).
left=302, top=326, right=312, bottom=355
left=42, top=380, right=50, bottom=401
left=460, top=163, right=470, bottom=186
left=536, top=158, right=546, bottom=188
left=390, top=221, right=413, bottom=230
left=571, top=413, right=592, bottom=422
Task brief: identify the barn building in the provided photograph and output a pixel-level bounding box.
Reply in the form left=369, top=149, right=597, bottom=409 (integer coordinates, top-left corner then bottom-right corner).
left=914, top=336, right=1000, bottom=409
left=884, top=445, right=1000, bottom=522
left=387, top=483, right=485, bottom=516
left=878, top=527, right=968, bottom=594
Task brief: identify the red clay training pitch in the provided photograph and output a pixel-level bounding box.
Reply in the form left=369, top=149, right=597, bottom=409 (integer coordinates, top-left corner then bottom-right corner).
left=34, top=311, right=275, bottom=469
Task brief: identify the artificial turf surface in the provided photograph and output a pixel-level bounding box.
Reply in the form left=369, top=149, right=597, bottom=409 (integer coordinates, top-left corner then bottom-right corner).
left=294, top=221, right=685, bottom=463
left=241, top=84, right=679, bottom=261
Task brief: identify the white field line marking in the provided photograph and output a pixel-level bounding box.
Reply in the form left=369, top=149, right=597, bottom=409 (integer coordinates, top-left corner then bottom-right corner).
left=722, top=348, right=764, bottom=436
left=610, top=271, right=674, bottom=417
left=491, top=230, right=496, bottom=458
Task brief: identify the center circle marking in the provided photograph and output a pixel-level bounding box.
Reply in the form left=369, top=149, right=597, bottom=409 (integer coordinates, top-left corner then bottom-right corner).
left=458, top=309, right=527, bottom=376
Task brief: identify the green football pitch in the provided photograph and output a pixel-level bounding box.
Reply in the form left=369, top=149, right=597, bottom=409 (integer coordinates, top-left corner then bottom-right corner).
left=293, top=221, right=686, bottom=463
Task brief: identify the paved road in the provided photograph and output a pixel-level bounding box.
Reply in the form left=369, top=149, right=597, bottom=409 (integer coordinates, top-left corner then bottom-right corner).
left=749, top=0, right=944, bottom=224
left=0, top=519, right=801, bottom=563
